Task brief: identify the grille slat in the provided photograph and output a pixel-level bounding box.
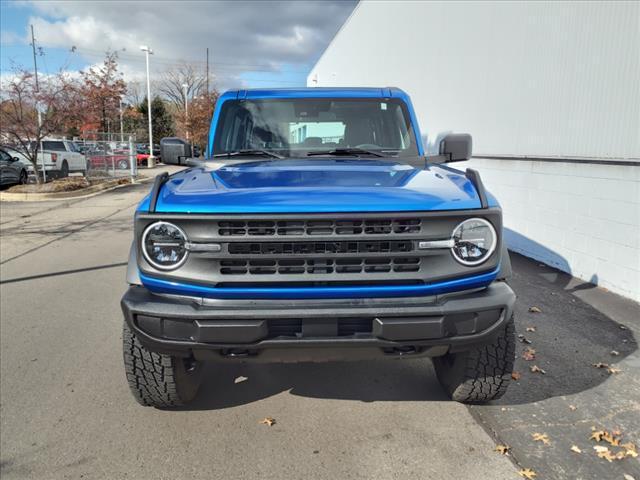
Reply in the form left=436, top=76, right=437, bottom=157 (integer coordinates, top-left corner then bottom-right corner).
left=219, top=257, right=420, bottom=275
left=218, top=218, right=421, bottom=237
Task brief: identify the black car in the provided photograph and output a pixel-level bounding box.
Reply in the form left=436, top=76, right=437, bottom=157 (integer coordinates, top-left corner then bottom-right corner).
left=0, top=147, right=31, bottom=187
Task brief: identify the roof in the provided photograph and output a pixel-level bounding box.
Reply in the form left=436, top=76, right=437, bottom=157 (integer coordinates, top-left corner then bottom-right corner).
left=218, top=87, right=409, bottom=100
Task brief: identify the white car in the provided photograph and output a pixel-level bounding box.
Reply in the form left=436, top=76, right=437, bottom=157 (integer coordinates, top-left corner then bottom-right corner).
left=31, top=139, right=87, bottom=177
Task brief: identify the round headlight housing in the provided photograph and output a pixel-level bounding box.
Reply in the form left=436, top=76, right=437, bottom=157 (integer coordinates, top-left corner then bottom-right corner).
left=450, top=218, right=497, bottom=266
left=142, top=221, right=189, bottom=270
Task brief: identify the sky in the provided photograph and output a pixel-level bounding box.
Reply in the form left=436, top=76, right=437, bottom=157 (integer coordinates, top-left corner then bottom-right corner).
left=0, top=0, right=357, bottom=91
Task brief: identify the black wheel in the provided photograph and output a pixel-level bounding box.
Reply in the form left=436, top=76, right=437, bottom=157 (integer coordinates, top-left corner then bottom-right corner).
left=60, top=161, right=69, bottom=178
left=19, top=170, right=28, bottom=185
left=117, top=159, right=129, bottom=170
left=123, top=322, right=203, bottom=408
left=433, top=314, right=515, bottom=404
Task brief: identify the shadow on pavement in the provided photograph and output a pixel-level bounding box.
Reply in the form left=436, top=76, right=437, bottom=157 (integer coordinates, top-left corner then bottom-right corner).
left=182, top=358, right=448, bottom=411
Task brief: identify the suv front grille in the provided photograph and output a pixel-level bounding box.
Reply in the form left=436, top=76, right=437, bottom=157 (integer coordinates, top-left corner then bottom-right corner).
left=220, top=257, right=420, bottom=275
left=218, top=218, right=421, bottom=237
left=228, top=240, right=414, bottom=255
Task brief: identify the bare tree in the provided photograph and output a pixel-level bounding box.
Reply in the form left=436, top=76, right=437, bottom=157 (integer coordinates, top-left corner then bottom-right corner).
left=159, top=63, right=206, bottom=110
left=0, top=69, right=82, bottom=183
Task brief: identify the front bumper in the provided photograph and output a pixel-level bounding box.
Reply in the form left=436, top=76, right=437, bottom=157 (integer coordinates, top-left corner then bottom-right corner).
left=121, top=281, right=516, bottom=362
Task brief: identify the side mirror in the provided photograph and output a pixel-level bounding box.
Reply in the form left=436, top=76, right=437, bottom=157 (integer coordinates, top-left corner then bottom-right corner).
left=439, top=133, right=472, bottom=162
left=11, top=156, right=20, bottom=162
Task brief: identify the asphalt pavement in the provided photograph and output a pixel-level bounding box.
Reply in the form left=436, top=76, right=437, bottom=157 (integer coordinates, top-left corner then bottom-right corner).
left=0, top=177, right=638, bottom=480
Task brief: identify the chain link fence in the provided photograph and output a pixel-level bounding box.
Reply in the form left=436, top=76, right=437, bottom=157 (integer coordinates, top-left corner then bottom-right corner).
left=78, top=132, right=139, bottom=180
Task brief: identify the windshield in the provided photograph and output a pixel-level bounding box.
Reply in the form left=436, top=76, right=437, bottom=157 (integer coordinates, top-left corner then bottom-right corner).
left=212, top=98, right=419, bottom=158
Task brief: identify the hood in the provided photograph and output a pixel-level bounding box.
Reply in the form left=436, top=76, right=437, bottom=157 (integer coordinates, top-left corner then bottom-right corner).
left=142, top=159, right=487, bottom=214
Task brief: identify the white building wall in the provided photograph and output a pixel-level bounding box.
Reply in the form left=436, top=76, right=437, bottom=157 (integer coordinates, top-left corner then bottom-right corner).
left=309, top=1, right=640, bottom=301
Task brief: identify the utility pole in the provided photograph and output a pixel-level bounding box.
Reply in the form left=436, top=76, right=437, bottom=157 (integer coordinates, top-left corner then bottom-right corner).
left=30, top=25, right=39, bottom=91
left=30, top=24, right=46, bottom=182
left=119, top=99, right=124, bottom=143
left=140, top=45, right=155, bottom=168
left=206, top=47, right=209, bottom=94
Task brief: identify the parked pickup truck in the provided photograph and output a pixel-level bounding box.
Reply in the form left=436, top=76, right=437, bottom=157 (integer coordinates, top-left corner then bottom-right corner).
left=32, top=139, right=86, bottom=177
left=121, top=88, right=516, bottom=408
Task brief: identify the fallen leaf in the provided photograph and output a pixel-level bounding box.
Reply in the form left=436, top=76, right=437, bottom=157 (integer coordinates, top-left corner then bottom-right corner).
left=593, top=362, right=610, bottom=369
left=234, top=376, right=248, bottom=384
left=529, top=306, right=542, bottom=313
left=532, top=432, right=550, bottom=445
left=530, top=365, right=546, bottom=374
left=522, top=348, right=536, bottom=361
left=526, top=326, right=536, bottom=332
left=594, top=445, right=616, bottom=462
left=570, top=445, right=582, bottom=453
left=511, top=371, right=522, bottom=381
left=623, top=474, right=635, bottom=480
left=518, top=334, right=533, bottom=344
left=610, top=350, right=620, bottom=356
left=591, top=430, right=607, bottom=442
left=607, top=367, right=621, bottom=374
left=495, top=444, right=510, bottom=455
left=259, top=417, right=276, bottom=427
left=621, top=442, right=638, bottom=458
left=619, top=325, right=627, bottom=330
left=569, top=405, right=577, bottom=411
left=518, top=468, right=537, bottom=479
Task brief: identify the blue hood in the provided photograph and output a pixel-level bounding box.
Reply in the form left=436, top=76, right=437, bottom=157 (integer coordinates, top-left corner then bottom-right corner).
left=140, top=159, right=492, bottom=214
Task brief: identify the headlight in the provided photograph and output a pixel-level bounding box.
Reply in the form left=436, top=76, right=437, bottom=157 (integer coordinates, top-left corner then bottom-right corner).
left=450, top=218, right=497, bottom=266
left=141, top=221, right=188, bottom=270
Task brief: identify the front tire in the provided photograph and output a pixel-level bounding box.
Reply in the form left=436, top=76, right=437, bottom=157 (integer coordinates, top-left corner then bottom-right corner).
left=122, top=322, right=203, bottom=408
left=433, top=314, right=515, bottom=404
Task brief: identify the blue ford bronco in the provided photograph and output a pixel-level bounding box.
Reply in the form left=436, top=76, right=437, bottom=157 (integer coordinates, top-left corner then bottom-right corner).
left=122, top=88, right=516, bottom=408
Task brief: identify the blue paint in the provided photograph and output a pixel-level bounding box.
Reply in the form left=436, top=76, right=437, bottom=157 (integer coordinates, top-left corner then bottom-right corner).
left=139, top=267, right=499, bottom=300
left=145, top=160, right=483, bottom=213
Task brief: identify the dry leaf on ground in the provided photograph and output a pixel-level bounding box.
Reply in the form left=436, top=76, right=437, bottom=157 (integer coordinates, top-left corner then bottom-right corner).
left=259, top=417, right=276, bottom=426
left=495, top=444, right=510, bottom=455
left=532, top=433, right=550, bottom=445
left=570, top=445, right=582, bottom=453
left=607, top=367, right=621, bottom=374
left=519, top=468, right=537, bottom=479
left=234, top=376, right=248, bottom=384
left=511, top=372, right=522, bottom=381
left=526, top=326, right=536, bottom=332
left=593, top=362, right=610, bottom=369
left=518, top=334, right=533, bottom=344
left=529, top=306, right=542, bottom=313
left=569, top=405, right=577, bottom=411
left=522, top=348, right=536, bottom=361
left=623, top=474, right=635, bottom=480
left=530, top=365, right=546, bottom=374
left=610, top=350, right=620, bottom=356
left=621, top=442, right=638, bottom=458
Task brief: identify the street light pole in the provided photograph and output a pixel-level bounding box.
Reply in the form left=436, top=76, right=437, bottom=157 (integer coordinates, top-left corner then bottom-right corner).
left=182, top=83, right=189, bottom=141
left=140, top=45, right=155, bottom=168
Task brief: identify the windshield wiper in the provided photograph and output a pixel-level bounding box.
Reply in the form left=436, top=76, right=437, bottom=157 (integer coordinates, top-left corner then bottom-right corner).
left=213, top=149, right=284, bottom=159
left=306, top=147, right=385, bottom=158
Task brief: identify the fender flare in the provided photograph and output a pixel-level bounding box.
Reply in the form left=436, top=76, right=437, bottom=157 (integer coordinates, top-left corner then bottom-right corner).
left=497, top=241, right=512, bottom=280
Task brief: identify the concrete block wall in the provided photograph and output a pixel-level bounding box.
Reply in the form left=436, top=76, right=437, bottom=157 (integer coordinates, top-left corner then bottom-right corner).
left=458, top=158, right=640, bottom=301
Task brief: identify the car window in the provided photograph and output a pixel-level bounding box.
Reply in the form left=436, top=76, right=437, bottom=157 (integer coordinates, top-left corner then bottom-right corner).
left=42, top=141, right=67, bottom=152
left=213, top=98, right=419, bottom=158
left=0, top=149, right=10, bottom=162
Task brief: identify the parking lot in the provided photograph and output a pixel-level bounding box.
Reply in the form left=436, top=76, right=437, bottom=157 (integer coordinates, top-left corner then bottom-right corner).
left=0, top=174, right=638, bottom=480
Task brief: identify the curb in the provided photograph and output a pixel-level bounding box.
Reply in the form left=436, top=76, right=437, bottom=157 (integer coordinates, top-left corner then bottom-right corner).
left=0, top=177, right=154, bottom=202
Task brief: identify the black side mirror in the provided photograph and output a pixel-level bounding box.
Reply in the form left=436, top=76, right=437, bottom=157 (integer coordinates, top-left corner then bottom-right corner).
left=11, top=156, right=20, bottom=162
left=439, top=133, right=472, bottom=162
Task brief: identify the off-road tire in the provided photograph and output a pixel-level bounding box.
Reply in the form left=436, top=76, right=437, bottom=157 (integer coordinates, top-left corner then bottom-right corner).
left=123, top=322, right=203, bottom=408
left=433, top=314, right=515, bottom=404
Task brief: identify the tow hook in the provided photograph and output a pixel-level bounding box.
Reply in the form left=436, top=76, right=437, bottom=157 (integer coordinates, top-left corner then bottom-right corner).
left=384, top=346, right=419, bottom=356
left=221, top=348, right=253, bottom=358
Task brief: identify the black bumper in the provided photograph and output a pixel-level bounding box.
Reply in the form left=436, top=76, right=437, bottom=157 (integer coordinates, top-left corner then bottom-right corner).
left=121, top=282, right=516, bottom=361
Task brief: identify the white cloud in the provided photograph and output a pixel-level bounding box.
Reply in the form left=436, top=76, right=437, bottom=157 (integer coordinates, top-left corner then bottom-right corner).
left=20, top=0, right=357, bottom=90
